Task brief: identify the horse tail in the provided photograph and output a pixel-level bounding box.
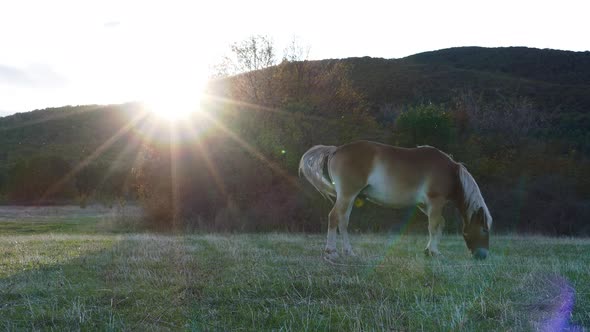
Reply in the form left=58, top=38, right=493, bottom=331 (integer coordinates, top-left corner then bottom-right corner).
left=299, top=145, right=337, bottom=203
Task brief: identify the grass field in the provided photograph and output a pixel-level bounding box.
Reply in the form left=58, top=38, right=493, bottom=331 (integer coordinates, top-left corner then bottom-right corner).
left=0, top=207, right=589, bottom=331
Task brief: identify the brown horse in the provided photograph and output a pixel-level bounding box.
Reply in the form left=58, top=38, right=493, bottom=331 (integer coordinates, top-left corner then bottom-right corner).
left=299, top=141, right=492, bottom=260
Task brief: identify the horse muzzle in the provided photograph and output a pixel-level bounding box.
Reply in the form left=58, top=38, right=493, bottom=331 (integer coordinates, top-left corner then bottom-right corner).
left=472, top=247, right=488, bottom=260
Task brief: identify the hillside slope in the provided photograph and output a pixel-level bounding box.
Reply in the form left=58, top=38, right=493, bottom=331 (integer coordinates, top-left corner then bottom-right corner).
left=2, top=46, right=589, bottom=172
left=405, top=46, right=590, bottom=85
left=342, top=47, right=590, bottom=114
left=0, top=103, right=145, bottom=172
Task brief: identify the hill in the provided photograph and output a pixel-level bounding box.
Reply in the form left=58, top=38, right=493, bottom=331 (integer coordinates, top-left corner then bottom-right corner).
left=2, top=46, right=588, bottom=170
left=0, top=104, right=149, bottom=203
left=405, top=46, right=590, bottom=86
left=343, top=47, right=590, bottom=119
left=0, top=103, right=144, bottom=171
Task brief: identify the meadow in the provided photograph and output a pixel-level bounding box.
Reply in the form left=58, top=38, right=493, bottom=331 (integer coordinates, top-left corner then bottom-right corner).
left=0, top=207, right=589, bottom=331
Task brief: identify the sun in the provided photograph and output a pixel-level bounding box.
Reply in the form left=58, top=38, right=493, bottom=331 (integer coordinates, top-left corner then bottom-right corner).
left=139, top=68, right=209, bottom=122
left=143, top=92, right=202, bottom=122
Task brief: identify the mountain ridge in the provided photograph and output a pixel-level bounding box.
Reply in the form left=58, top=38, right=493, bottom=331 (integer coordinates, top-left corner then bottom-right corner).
left=1, top=46, right=589, bottom=170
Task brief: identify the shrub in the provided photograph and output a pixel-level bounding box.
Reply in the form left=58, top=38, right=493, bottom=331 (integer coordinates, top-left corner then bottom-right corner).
left=395, top=104, right=454, bottom=148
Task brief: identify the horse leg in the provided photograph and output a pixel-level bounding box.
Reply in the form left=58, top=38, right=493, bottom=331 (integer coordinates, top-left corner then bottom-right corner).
left=325, top=195, right=355, bottom=260
left=424, top=203, right=445, bottom=256
left=338, top=199, right=356, bottom=256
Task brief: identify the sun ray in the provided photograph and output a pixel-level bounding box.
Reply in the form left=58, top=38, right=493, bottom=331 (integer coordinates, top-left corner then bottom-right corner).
left=203, top=93, right=330, bottom=124
left=190, top=126, right=229, bottom=198
left=0, top=105, right=106, bottom=132
left=95, top=120, right=149, bottom=191
left=89, top=116, right=163, bottom=205
left=36, top=110, right=149, bottom=204
left=202, top=93, right=388, bottom=139
left=169, top=123, right=181, bottom=225
left=198, top=110, right=301, bottom=190
left=128, top=119, right=161, bottom=169
left=109, top=116, right=162, bottom=193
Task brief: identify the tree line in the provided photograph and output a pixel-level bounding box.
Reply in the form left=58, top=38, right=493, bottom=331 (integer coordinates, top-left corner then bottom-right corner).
left=0, top=155, right=132, bottom=206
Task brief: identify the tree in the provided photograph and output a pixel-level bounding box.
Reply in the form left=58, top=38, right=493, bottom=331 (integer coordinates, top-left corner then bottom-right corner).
left=216, top=35, right=277, bottom=104
left=276, top=37, right=311, bottom=103
left=459, top=93, right=547, bottom=146
left=396, top=104, right=453, bottom=148
left=133, top=142, right=224, bottom=230
left=282, top=36, right=310, bottom=63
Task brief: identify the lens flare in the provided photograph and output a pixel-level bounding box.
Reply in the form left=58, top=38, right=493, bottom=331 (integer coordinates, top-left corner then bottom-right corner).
left=138, top=65, right=209, bottom=122
left=142, top=91, right=202, bottom=122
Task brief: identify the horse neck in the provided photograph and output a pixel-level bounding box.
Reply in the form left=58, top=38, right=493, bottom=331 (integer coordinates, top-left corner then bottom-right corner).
left=454, top=165, right=482, bottom=223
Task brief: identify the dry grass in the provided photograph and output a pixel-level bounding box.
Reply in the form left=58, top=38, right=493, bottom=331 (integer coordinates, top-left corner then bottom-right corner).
left=1, top=231, right=589, bottom=330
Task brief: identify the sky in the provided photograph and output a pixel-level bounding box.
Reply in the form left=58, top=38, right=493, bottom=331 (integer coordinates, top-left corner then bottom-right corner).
left=1, top=0, right=589, bottom=117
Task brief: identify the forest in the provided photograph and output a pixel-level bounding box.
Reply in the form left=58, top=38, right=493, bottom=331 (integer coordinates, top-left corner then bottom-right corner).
left=1, top=43, right=589, bottom=235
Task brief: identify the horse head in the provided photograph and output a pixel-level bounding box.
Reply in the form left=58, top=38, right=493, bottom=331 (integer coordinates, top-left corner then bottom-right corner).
left=463, top=207, right=490, bottom=259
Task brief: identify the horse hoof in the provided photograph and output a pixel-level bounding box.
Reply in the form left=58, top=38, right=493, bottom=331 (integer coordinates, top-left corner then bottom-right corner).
left=343, top=249, right=357, bottom=257
left=424, top=248, right=441, bottom=257
left=324, top=249, right=339, bottom=261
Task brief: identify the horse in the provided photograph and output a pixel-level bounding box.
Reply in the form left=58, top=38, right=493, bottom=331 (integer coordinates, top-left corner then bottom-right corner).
left=299, top=140, right=492, bottom=260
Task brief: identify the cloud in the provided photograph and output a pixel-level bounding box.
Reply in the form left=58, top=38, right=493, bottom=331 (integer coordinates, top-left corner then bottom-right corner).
left=0, top=65, right=31, bottom=85
left=0, top=64, right=67, bottom=88
left=104, top=21, right=121, bottom=28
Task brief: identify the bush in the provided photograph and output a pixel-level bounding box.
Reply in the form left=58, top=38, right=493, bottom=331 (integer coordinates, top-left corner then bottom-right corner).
left=395, top=104, right=454, bottom=148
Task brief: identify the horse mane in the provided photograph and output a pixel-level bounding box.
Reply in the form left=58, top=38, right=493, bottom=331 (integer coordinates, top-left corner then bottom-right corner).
left=458, top=164, right=492, bottom=229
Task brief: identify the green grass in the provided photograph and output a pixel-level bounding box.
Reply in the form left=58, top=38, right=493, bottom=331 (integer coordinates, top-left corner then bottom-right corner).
left=1, top=217, right=590, bottom=331
left=0, top=217, right=100, bottom=235
left=0, top=205, right=142, bottom=235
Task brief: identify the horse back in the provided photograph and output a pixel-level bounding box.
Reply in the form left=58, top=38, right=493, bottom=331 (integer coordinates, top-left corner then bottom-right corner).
left=329, top=141, right=459, bottom=205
